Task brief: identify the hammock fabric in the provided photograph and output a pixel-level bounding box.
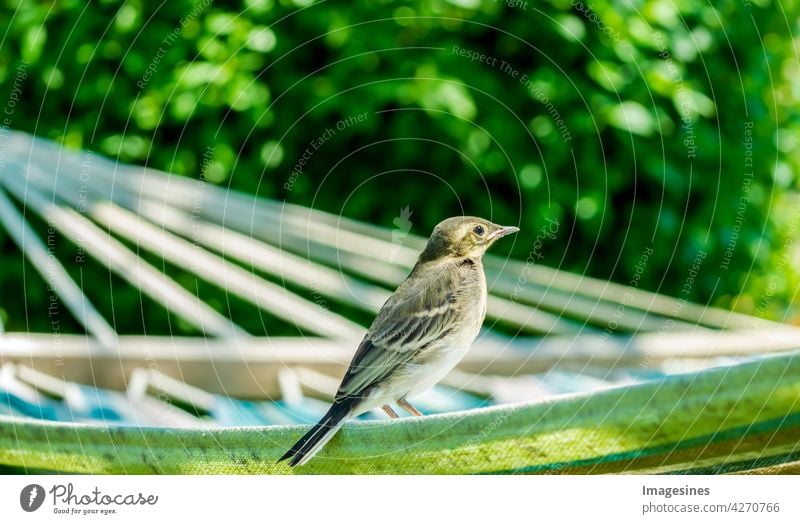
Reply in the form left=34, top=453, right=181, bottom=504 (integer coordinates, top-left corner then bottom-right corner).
left=1, top=351, right=797, bottom=474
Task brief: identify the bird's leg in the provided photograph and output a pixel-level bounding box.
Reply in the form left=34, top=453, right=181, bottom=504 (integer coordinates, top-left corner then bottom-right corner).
left=382, top=405, right=400, bottom=418
left=397, top=398, right=423, bottom=416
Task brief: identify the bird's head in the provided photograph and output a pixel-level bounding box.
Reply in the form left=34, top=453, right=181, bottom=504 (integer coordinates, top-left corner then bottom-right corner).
left=417, top=216, right=519, bottom=263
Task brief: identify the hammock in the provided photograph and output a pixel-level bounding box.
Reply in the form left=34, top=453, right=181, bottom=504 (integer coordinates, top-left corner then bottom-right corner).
left=0, top=131, right=798, bottom=474
left=1, top=351, right=798, bottom=474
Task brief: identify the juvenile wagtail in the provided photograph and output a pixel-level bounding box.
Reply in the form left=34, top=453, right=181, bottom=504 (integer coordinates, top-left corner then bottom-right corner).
left=279, top=216, right=519, bottom=466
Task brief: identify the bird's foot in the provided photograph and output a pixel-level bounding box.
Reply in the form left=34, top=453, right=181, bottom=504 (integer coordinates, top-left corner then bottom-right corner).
left=382, top=405, right=400, bottom=418
left=398, top=398, right=423, bottom=416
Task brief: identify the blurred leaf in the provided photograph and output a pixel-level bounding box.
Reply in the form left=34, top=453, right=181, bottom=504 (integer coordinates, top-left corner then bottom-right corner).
left=607, top=101, right=658, bottom=136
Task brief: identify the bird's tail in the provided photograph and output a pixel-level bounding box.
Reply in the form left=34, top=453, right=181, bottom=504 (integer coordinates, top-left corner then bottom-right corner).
left=278, top=399, right=355, bottom=467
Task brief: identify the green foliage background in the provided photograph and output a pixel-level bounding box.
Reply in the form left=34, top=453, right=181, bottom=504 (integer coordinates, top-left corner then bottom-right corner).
left=1, top=0, right=799, bottom=334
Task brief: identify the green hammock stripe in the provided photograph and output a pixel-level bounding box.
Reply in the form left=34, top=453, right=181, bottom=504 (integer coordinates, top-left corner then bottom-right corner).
left=502, top=413, right=800, bottom=474
left=0, top=351, right=798, bottom=474
left=666, top=450, right=800, bottom=475
left=738, top=459, right=800, bottom=474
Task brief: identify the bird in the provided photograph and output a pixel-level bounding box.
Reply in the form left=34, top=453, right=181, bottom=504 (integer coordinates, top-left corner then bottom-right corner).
left=278, top=216, right=519, bottom=467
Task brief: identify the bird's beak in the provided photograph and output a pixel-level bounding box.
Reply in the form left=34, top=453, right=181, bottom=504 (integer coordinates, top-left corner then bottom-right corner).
left=488, top=225, right=520, bottom=240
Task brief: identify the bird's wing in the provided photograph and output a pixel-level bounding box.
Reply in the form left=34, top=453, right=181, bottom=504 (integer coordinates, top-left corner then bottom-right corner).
left=336, top=262, right=466, bottom=398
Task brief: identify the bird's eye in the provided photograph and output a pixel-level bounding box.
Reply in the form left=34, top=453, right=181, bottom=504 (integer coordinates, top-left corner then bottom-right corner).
left=473, top=225, right=485, bottom=236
